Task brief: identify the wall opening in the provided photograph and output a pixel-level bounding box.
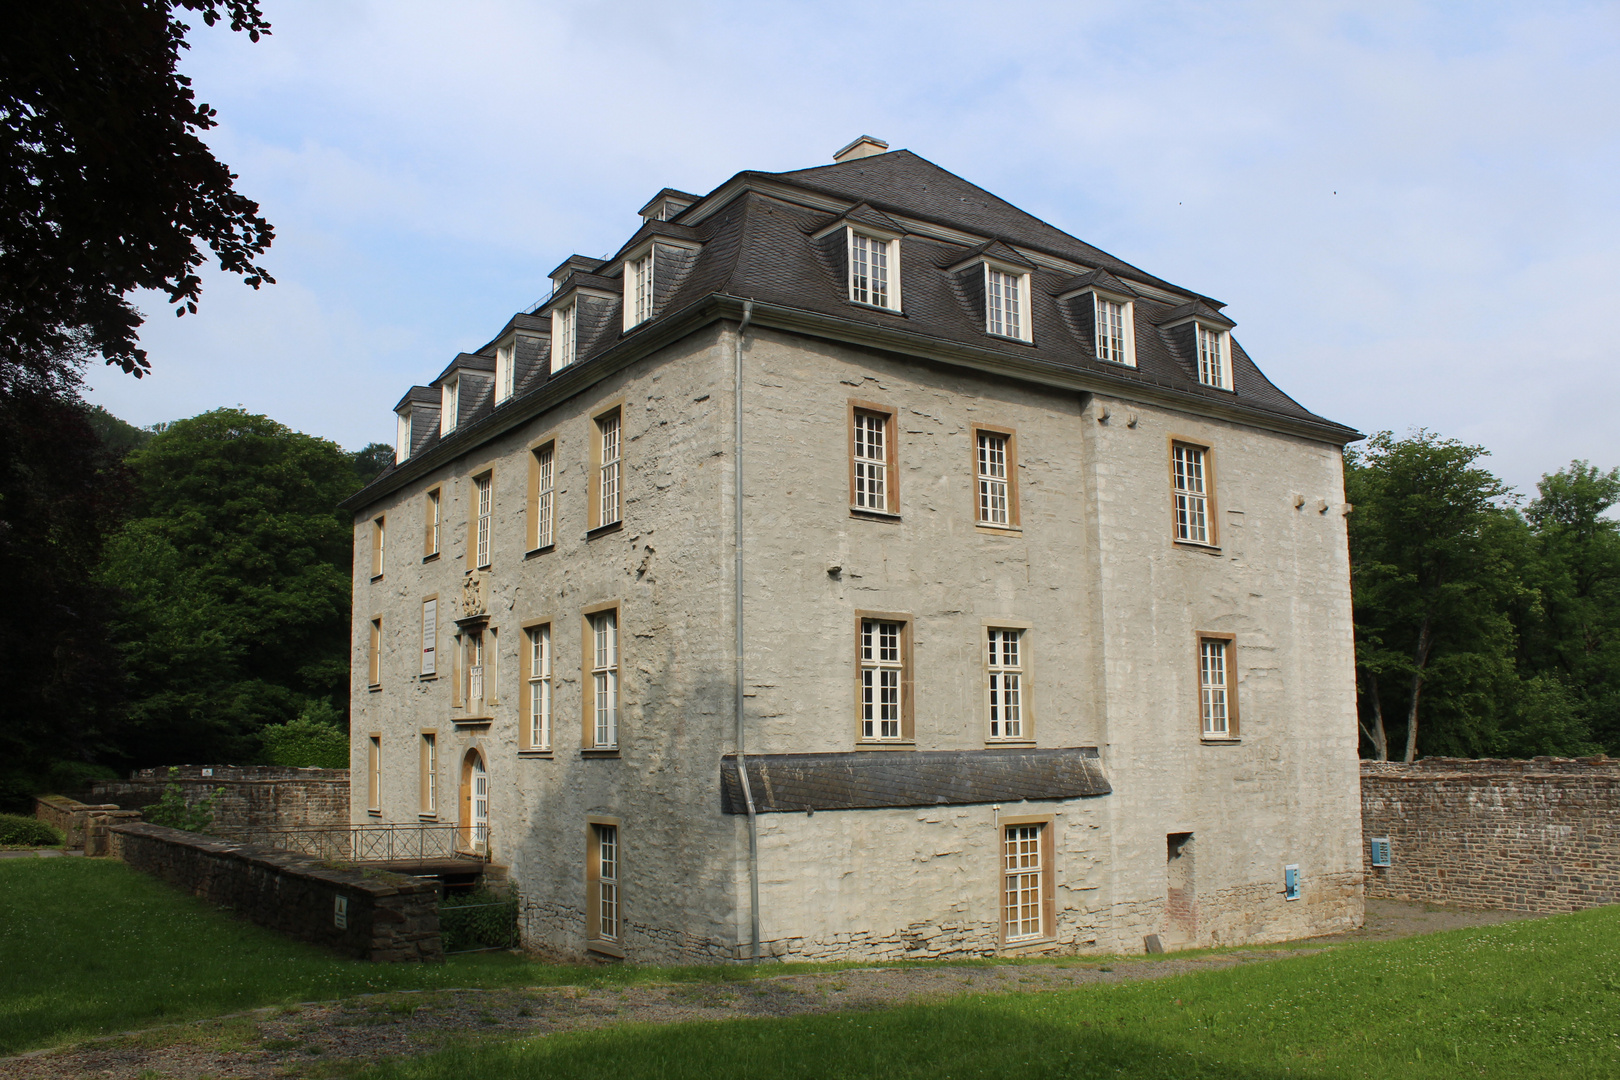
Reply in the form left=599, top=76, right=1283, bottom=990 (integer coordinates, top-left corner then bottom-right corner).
left=1166, top=832, right=1196, bottom=943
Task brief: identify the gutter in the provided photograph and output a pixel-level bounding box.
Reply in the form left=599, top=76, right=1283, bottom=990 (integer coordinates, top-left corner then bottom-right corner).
left=732, top=300, right=761, bottom=963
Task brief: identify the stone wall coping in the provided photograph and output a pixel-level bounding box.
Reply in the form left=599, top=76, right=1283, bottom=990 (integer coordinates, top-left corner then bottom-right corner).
left=1361, top=756, right=1617, bottom=778
left=106, top=822, right=437, bottom=898
left=122, top=765, right=349, bottom=782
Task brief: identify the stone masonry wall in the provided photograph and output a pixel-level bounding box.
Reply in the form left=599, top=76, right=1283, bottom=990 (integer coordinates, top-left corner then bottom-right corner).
left=91, top=766, right=349, bottom=832
left=109, top=821, right=442, bottom=961
left=1361, top=757, right=1620, bottom=913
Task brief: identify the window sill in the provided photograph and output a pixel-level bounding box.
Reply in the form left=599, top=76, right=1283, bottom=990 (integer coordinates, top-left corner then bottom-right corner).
left=1201, top=736, right=1241, bottom=745
left=855, top=740, right=916, bottom=751
left=976, top=522, right=1022, bottom=535
left=587, top=521, right=624, bottom=540
left=418, top=813, right=438, bottom=821
left=987, top=739, right=1036, bottom=747
left=580, top=747, right=621, bottom=758
left=849, top=507, right=901, bottom=522
left=367, top=683, right=381, bottom=693
left=367, top=810, right=382, bottom=817
left=1000, top=934, right=1057, bottom=954
left=417, top=673, right=437, bottom=682
left=518, top=749, right=554, bottom=758
left=370, top=574, right=384, bottom=583
left=453, top=716, right=493, bottom=728
left=848, top=300, right=906, bottom=317
left=587, top=939, right=626, bottom=959
left=986, top=331, right=1035, bottom=347
left=1173, top=540, right=1222, bottom=555
left=423, top=552, right=441, bottom=563
left=525, top=544, right=556, bottom=559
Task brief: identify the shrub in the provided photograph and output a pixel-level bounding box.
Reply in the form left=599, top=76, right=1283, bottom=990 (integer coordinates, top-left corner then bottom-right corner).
left=259, top=704, right=349, bottom=769
left=0, top=814, right=64, bottom=847
left=141, top=767, right=224, bottom=833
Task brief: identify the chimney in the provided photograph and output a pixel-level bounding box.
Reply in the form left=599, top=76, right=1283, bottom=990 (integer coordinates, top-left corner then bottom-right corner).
left=833, top=135, right=889, bottom=163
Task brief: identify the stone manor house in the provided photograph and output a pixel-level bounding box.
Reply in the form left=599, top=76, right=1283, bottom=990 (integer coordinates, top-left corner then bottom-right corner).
left=344, top=136, right=1364, bottom=962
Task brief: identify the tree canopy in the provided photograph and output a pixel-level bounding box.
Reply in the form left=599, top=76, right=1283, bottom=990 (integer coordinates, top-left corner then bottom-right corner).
left=0, top=0, right=274, bottom=389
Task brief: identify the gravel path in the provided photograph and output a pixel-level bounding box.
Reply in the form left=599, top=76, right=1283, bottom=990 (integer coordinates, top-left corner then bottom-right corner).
left=0, top=899, right=1540, bottom=1080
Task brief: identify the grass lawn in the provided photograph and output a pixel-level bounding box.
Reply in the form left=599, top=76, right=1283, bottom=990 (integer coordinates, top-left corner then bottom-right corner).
left=354, top=906, right=1620, bottom=1080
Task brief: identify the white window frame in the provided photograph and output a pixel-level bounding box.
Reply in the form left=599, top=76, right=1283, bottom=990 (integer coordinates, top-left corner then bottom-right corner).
left=847, top=228, right=901, bottom=311
left=1173, top=443, right=1211, bottom=545
left=987, top=628, right=1024, bottom=740
left=1002, top=822, right=1045, bottom=942
left=1091, top=292, right=1136, bottom=367
left=1196, top=323, right=1231, bottom=390
left=852, top=411, right=888, bottom=512
left=984, top=264, right=1032, bottom=343
left=1200, top=636, right=1236, bottom=738
left=977, top=431, right=1010, bottom=526
left=527, top=624, right=552, bottom=751
left=624, top=247, right=655, bottom=331
left=591, top=610, right=619, bottom=748
left=535, top=444, right=555, bottom=549
left=395, top=407, right=411, bottom=464
left=420, top=598, right=437, bottom=676
left=440, top=377, right=460, bottom=435
left=494, top=338, right=516, bottom=404
left=598, top=412, right=621, bottom=527
left=475, top=473, right=492, bottom=568
left=464, top=628, right=486, bottom=715
left=552, top=301, right=577, bottom=371
left=594, top=822, right=620, bottom=942
left=860, top=619, right=904, bottom=741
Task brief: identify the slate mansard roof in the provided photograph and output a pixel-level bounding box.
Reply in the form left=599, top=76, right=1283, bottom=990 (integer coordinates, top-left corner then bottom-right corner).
left=349, top=147, right=1357, bottom=511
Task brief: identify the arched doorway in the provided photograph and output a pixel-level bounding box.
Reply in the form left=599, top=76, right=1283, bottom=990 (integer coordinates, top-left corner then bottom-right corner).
left=460, top=749, right=489, bottom=854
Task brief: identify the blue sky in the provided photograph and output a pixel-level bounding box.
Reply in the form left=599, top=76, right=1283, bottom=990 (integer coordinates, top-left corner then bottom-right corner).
left=86, top=0, right=1620, bottom=499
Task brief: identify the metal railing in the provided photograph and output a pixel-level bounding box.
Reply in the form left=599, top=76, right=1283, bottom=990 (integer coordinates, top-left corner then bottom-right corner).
left=222, top=822, right=490, bottom=864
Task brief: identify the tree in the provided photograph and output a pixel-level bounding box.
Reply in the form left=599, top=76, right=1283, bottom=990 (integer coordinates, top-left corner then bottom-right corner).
left=351, top=442, right=395, bottom=487
left=101, top=409, right=360, bottom=764
left=1347, top=431, right=1518, bottom=760
left=0, top=0, right=274, bottom=388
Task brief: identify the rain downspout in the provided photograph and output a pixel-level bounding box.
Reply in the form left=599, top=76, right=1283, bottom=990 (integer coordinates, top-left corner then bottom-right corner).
left=733, top=299, right=761, bottom=963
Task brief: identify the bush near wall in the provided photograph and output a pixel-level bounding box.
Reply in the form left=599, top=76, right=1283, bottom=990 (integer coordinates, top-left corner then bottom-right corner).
left=0, top=814, right=65, bottom=847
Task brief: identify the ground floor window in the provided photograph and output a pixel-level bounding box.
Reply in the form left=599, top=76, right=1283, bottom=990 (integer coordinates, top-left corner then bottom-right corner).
left=588, top=821, right=620, bottom=945
left=1002, top=820, right=1049, bottom=942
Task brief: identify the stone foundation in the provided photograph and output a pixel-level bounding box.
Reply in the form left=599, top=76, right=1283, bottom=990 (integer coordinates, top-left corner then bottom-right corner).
left=1361, top=757, right=1620, bottom=913
left=109, top=821, right=443, bottom=962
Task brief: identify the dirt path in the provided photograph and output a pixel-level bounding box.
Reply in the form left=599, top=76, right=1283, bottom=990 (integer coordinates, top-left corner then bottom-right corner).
left=1, top=900, right=1541, bottom=1080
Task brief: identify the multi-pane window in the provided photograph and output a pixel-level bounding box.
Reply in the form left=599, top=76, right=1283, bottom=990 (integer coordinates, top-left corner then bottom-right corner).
left=367, top=736, right=381, bottom=812
left=420, top=733, right=436, bottom=815
left=368, top=617, right=382, bottom=686
left=986, top=268, right=1024, bottom=340
left=594, top=823, right=620, bottom=942
left=1197, top=325, right=1228, bottom=390
left=987, top=629, right=1024, bottom=740
left=1003, top=823, right=1045, bottom=941
left=598, top=413, right=621, bottom=527
left=554, top=303, right=577, bottom=369
left=469, top=755, right=489, bottom=849
left=1172, top=443, right=1210, bottom=544
left=395, top=407, right=412, bottom=463
left=629, top=251, right=655, bottom=327
left=860, top=619, right=904, bottom=741
left=591, top=611, right=619, bottom=747
left=1200, top=637, right=1233, bottom=737
left=441, top=377, right=460, bottom=435
left=420, top=598, right=437, bottom=676
left=527, top=624, right=551, bottom=751
left=425, top=489, right=441, bottom=557
left=464, top=629, right=485, bottom=714
left=853, top=412, right=888, bottom=511
left=977, top=432, right=1010, bottom=525
left=475, top=474, right=492, bottom=568
left=849, top=231, right=893, bottom=309
left=1094, top=296, right=1128, bottom=364
left=496, top=341, right=515, bottom=403
left=535, top=445, right=555, bottom=548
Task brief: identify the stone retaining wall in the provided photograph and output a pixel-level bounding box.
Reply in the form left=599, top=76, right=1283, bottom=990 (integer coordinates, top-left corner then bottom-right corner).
left=35, top=794, right=143, bottom=852
left=1361, top=757, right=1620, bottom=913
left=109, top=821, right=442, bottom=962
left=91, top=766, right=348, bottom=832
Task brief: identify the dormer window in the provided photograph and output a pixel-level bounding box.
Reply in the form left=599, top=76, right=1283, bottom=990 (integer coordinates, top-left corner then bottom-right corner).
left=441, top=377, right=459, bottom=436
left=1093, top=294, right=1135, bottom=366
left=494, top=339, right=516, bottom=404
left=395, top=406, right=412, bottom=464
left=848, top=230, right=900, bottom=311
left=625, top=249, right=655, bottom=331
left=985, top=266, right=1032, bottom=343
left=1197, top=324, right=1230, bottom=390
left=553, top=302, right=577, bottom=371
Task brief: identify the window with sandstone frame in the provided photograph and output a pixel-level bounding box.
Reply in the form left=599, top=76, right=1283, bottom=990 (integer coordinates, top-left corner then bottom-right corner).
left=1171, top=440, right=1216, bottom=547
left=972, top=424, right=1020, bottom=528
left=986, top=627, right=1029, bottom=741
left=581, top=603, right=621, bottom=751
left=472, top=472, right=493, bottom=568
left=1197, top=632, right=1239, bottom=739
left=849, top=401, right=899, bottom=515
left=423, top=487, right=441, bottom=559
left=855, top=612, right=913, bottom=745
left=370, top=515, right=385, bottom=579
left=519, top=621, right=552, bottom=752
left=1000, top=815, right=1055, bottom=946
left=588, top=406, right=624, bottom=533
left=586, top=817, right=623, bottom=957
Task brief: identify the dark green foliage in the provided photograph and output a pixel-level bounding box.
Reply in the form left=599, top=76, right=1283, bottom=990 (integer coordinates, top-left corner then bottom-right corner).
left=85, top=405, right=154, bottom=457
left=439, top=888, right=521, bottom=953
left=1350, top=434, right=1619, bottom=759
left=352, top=442, right=395, bottom=487
left=0, top=814, right=64, bottom=847
left=260, top=706, right=350, bottom=769
left=0, top=1, right=273, bottom=387
left=101, top=409, right=361, bottom=764
left=141, top=767, right=224, bottom=832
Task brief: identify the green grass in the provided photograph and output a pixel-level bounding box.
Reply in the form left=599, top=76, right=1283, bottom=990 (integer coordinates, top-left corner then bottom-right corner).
left=0, top=858, right=1101, bottom=1054
left=354, top=906, right=1620, bottom=1080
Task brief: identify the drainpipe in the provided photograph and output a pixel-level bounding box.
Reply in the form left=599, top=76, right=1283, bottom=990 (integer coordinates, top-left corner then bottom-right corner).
left=733, top=299, right=761, bottom=963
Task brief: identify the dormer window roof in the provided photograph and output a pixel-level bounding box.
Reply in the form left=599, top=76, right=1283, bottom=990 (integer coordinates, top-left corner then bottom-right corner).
left=431, top=353, right=494, bottom=437
left=1155, top=301, right=1237, bottom=392
left=549, top=255, right=605, bottom=294
left=945, top=241, right=1036, bottom=344
left=638, top=188, right=699, bottom=222
left=1057, top=271, right=1139, bottom=368
left=813, top=204, right=905, bottom=313
left=392, top=386, right=438, bottom=464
